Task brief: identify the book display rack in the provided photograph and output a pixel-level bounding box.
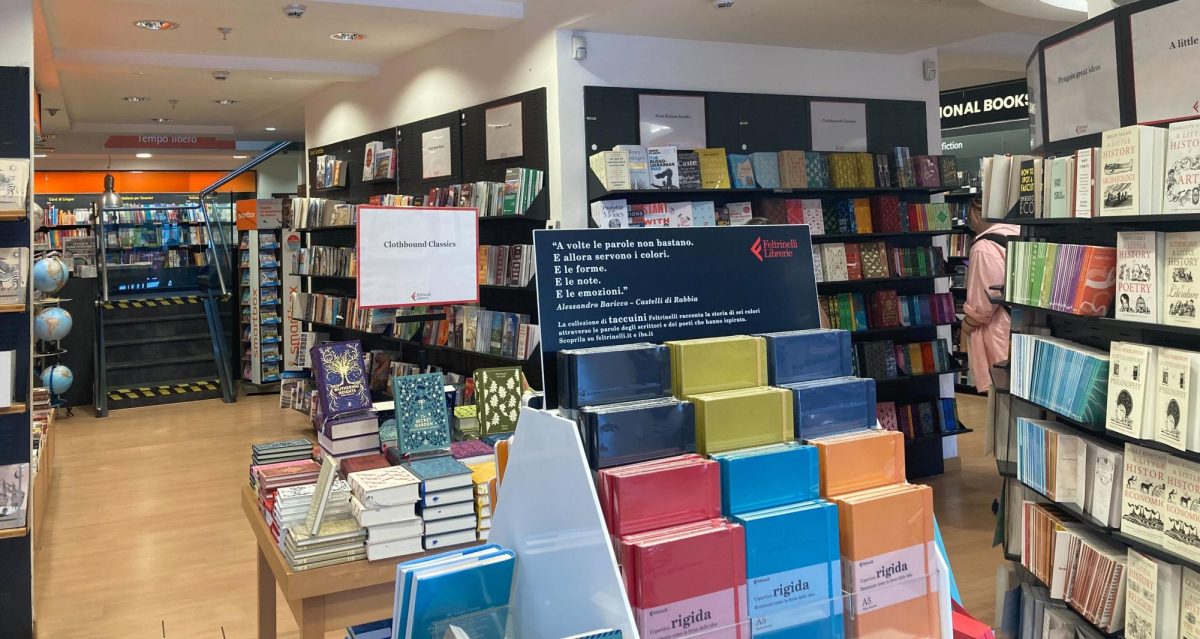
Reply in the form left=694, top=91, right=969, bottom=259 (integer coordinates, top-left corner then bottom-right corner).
left=992, top=2, right=1200, bottom=636
left=237, top=199, right=284, bottom=391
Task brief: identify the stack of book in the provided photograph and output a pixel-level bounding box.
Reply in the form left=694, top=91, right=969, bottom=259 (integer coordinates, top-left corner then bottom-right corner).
left=292, top=245, right=356, bottom=278
left=402, top=456, right=477, bottom=550
left=468, top=461, right=496, bottom=541
left=310, top=340, right=377, bottom=456
left=1111, top=230, right=1200, bottom=329
left=289, top=291, right=396, bottom=332
left=378, top=168, right=544, bottom=218
left=1120, top=443, right=1200, bottom=565
left=417, top=305, right=540, bottom=361
left=348, top=466, right=424, bottom=561
left=318, top=412, right=380, bottom=463
left=281, top=458, right=367, bottom=571
left=820, top=290, right=956, bottom=331
left=1005, top=241, right=1117, bottom=316
left=477, top=244, right=534, bottom=287
left=393, top=545, right=515, bottom=639
left=271, top=479, right=351, bottom=542
left=289, top=197, right=355, bottom=229
left=251, top=439, right=312, bottom=468
left=1010, top=334, right=1109, bottom=427
left=854, top=338, right=954, bottom=379
left=252, top=459, right=320, bottom=516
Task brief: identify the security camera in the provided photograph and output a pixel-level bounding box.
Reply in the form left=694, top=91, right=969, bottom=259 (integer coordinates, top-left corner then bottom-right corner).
left=284, top=4, right=306, bottom=18
left=213, top=70, right=230, bottom=81
left=46, top=108, right=59, bottom=116
left=713, top=0, right=734, bottom=7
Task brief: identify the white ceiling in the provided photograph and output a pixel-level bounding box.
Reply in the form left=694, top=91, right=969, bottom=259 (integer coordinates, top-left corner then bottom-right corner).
left=35, top=0, right=1079, bottom=167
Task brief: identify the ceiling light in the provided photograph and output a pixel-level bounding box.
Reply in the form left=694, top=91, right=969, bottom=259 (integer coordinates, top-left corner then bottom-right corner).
left=265, top=127, right=277, bottom=131
left=34, top=153, right=46, bottom=158
left=123, top=96, right=150, bottom=102
left=329, top=32, right=366, bottom=41
left=213, top=99, right=239, bottom=105
left=135, top=153, right=153, bottom=159
left=233, top=155, right=248, bottom=159
left=150, top=117, right=173, bottom=123
left=1038, top=0, right=1087, bottom=11
left=134, top=19, right=179, bottom=31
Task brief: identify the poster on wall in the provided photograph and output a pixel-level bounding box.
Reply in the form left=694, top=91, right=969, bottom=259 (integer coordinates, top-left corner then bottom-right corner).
left=809, top=101, right=868, bottom=152
left=485, top=101, right=524, bottom=160
left=356, top=206, right=478, bottom=308
left=638, top=94, right=707, bottom=149
left=421, top=127, right=453, bottom=179
left=1130, top=0, right=1200, bottom=124
left=1027, top=51, right=1045, bottom=150
left=1043, top=21, right=1121, bottom=142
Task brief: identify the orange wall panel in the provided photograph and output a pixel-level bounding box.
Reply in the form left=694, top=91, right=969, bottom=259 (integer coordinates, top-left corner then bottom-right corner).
left=33, top=171, right=256, bottom=195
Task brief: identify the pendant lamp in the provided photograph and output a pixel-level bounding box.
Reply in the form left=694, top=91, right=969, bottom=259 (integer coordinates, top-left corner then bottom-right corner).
left=100, top=157, right=121, bottom=209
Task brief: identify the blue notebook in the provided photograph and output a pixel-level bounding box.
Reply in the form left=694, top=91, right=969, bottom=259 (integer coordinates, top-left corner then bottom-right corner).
left=402, top=455, right=473, bottom=493
left=391, top=373, right=451, bottom=456
left=750, top=152, right=781, bottom=189
left=346, top=618, right=390, bottom=639
left=404, top=549, right=515, bottom=639
left=711, top=442, right=819, bottom=516
left=755, top=330, right=853, bottom=385
left=732, top=501, right=843, bottom=639
left=557, top=344, right=671, bottom=410
left=394, top=545, right=505, bottom=638
left=578, top=397, right=696, bottom=469
left=783, top=377, right=876, bottom=440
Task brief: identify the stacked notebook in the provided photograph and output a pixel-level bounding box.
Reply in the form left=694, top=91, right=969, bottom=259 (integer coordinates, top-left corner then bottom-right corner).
left=403, top=455, right=477, bottom=550
left=783, top=376, right=876, bottom=440
left=755, top=329, right=852, bottom=386
left=711, top=442, right=819, bottom=516
left=348, top=466, right=423, bottom=561
left=271, top=479, right=350, bottom=543
left=251, top=439, right=312, bottom=468
left=393, top=545, right=515, bottom=639
left=598, top=454, right=721, bottom=537
left=811, top=430, right=906, bottom=499
left=1010, top=334, right=1110, bottom=427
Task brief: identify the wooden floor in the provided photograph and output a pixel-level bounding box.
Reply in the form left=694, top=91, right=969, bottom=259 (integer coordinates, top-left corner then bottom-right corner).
left=34, top=393, right=1004, bottom=637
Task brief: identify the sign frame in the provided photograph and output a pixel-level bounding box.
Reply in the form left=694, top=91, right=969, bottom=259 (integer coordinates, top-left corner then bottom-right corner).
left=809, top=100, right=868, bottom=153
left=355, top=205, right=480, bottom=310
left=638, top=93, right=708, bottom=150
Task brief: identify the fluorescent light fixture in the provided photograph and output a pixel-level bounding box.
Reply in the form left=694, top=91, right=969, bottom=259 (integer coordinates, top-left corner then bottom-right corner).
left=123, top=96, right=151, bottom=102
left=233, top=155, right=248, bottom=159
left=1039, top=0, right=1087, bottom=11
left=213, top=99, right=240, bottom=105
left=265, top=127, right=277, bottom=131
left=135, top=152, right=153, bottom=159
left=329, top=32, right=366, bottom=41
left=134, top=19, right=179, bottom=30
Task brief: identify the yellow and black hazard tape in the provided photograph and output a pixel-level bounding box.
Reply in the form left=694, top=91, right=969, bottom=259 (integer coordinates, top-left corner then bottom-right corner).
left=102, top=295, right=201, bottom=310
left=107, top=378, right=220, bottom=402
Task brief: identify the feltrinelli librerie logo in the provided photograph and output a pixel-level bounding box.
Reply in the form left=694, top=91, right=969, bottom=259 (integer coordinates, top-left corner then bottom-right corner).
left=750, top=237, right=800, bottom=262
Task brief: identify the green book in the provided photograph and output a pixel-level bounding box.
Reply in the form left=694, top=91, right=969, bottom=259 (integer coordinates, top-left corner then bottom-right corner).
left=1039, top=244, right=1059, bottom=309
left=688, top=386, right=794, bottom=455
left=667, top=336, right=768, bottom=398
left=474, top=367, right=523, bottom=436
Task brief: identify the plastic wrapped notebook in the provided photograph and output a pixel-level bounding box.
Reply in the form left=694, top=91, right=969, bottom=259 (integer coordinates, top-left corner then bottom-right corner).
left=689, top=386, right=795, bottom=455
left=711, top=442, right=819, bottom=516
left=557, top=343, right=672, bottom=411
left=755, top=329, right=853, bottom=385
left=667, top=335, right=768, bottom=397
left=578, top=397, right=696, bottom=470
left=783, top=377, right=876, bottom=440
left=598, top=454, right=721, bottom=537
left=811, top=430, right=906, bottom=498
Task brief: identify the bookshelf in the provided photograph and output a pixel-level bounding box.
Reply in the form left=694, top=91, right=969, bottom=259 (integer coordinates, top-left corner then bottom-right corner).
left=238, top=221, right=283, bottom=391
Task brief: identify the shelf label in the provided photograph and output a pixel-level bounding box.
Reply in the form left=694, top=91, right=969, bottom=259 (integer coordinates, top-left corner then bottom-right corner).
left=356, top=206, right=479, bottom=309
left=810, top=101, right=867, bottom=152
left=1043, top=21, right=1120, bottom=142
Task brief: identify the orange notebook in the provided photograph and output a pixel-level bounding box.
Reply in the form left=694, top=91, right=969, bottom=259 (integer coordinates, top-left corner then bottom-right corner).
left=853, top=198, right=874, bottom=234
left=834, top=484, right=941, bottom=639
left=1072, top=246, right=1117, bottom=316
left=812, top=430, right=905, bottom=498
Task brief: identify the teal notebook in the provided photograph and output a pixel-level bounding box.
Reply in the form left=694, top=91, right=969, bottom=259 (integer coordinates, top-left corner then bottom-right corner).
left=394, top=545, right=504, bottom=638
left=391, top=373, right=451, bottom=455
left=711, top=442, right=819, bottom=516
left=402, top=549, right=515, bottom=639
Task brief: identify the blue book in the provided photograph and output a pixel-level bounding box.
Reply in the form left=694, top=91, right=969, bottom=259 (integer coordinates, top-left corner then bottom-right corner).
left=692, top=201, right=717, bottom=227
left=783, top=377, right=876, bottom=440
left=346, top=618, right=390, bottom=639
left=750, top=152, right=781, bottom=189
left=394, top=545, right=504, bottom=638
left=402, top=549, right=515, bottom=639
left=391, top=373, right=451, bottom=456
left=728, top=154, right=756, bottom=189
left=756, top=330, right=853, bottom=385
left=578, top=397, right=695, bottom=469
left=732, top=501, right=843, bottom=638
left=711, top=442, right=818, bottom=516
left=402, top=455, right=473, bottom=493
left=557, top=343, right=671, bottom=410
left=310, top=340, right=372, bottom=423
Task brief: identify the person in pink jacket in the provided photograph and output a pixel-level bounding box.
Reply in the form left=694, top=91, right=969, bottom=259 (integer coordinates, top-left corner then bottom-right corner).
left=961, top=198, right=1020, bottom=393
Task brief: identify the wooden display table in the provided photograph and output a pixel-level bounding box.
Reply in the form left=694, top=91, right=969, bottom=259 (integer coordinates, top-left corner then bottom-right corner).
left=240, top=485, right=476, bottom=638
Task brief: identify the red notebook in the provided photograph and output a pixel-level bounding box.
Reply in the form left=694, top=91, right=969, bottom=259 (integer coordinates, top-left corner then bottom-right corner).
left=599, top=455, right=720, bottom=536
left=339, top=453, right=389, bottom=479
left=617, top=519, right=727, bottom=608
left=844, top=243, right=863, bottom=280
left=785, top=199, right=805, bottom=225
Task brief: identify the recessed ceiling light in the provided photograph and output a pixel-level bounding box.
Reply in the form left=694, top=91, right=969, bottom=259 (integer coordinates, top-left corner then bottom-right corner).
left=265, top=77, right=277, bottom=80
left=213, top=99, right=239, bottom=105
left=265, top=127, right=277, bottom=131
left=123, top=96, right=151, bottom=102
left=150, top=117, right=173, bottom=123
left=329, top=32, right=366, bottom=41
left=135, top=152, right=153, bottom=159
left=134, top=19, right=179, bottom=31
left=233, top=155, right=248, bottom=159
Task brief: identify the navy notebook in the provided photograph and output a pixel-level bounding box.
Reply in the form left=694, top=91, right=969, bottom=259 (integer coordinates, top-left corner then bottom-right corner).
left=756, top=329, right=853, bottom=385
left=557, top=343, right=671, bottom=410
left=578, top=397, right=696, bottom=469
left=711, top=442, right=819, bottom=516
left=783, top=377, right=876, bottom=440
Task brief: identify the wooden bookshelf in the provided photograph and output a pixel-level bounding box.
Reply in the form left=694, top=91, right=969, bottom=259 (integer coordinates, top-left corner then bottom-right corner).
left=0, top=403, right=27, bottom=416
left=0, top=527, right=27, bottom=540
left=0, top=210, right=26, bottom=221
left=0, top=304, right=25, bottom=314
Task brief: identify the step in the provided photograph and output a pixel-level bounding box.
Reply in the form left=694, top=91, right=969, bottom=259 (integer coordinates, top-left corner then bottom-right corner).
left=106, top=333, right=212, bottom=347
left=104, top=377, right=224, bottom=412
left=103, top=312, right=208, bottom=326
left=105, top=356, right=220, bottom=388
left=106, top=354, right=215, bottom=371
left=106, top=338, right=217, bottom=365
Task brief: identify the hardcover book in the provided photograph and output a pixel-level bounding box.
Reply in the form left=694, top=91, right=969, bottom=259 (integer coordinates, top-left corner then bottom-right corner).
left=689, top=386, right=794, bottom=455
left=805, top=152, right=830, bottom=188
left=578, top=397, right=696, bottom=470
left=349, top=465, right=421, bottom=508
left=598, top=454, right=721, bottom=536
left=402, top=455, right=473, bottom=493
left=1165, top=231, right=1200, bottom=328
left=756, top=329, right=853, bottom=385
left=1116, top=231, right=1166, bottom=323
left=729, top=154, right=756, bottom=189
left=750, top=152, right=781, bottom=189
left=677, top=150, right=702, bottom=190
left=692, top=201, right=717, bottom=227
left=1165, top=120, right=1200, bottom=214
left=696, top=148, right=731, bottom=189
left=614, top=144, right=652, bottom=189
left=558, top=343, right=671, bottom=410
left=778, top=150, right=808, bottom=189
left=712, top=442, right=819, bottom=515
left=784, top=376, right=877, bottom=440
left=812, top=430, right=905, bottom=498
left=647, top=146, right=680, bottom=189
left=801, top=199, right=825, bottom=235
left=913, top=155, right=941, bottom=188
left=311, top=340, right=372, bottom=423
left=1106, top=342, right=1157, bottom=440
left=474, top=367, right=523, bottom=436
left=391, top=373, right=451, bottom=456
left=666, top=335, right=768, bottom=397
left=1121, top=444, right=1170, bottom=545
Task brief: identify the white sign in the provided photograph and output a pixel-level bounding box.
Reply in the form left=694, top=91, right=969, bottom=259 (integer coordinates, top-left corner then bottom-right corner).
left=1131, top=0, right=1200, bottom=124
left=1027, top=52, right=1044, bottom=150
left=809, top=101, right=868, bottom=152
left=1043, top=21, right=1121, bottom=142
left=638, top=94, right=707, bottom=149
left=421, top=127, right=452, bottom=179
left=281, top=230, right=304, bottom=372
left=257, top=199, right=282, bottom=229
left=485, top=101, right=524, bottom=160
left=356, top=206, right=478, bottom=309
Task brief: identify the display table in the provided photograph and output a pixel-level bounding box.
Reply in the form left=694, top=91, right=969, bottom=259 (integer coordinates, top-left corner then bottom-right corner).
left=240, top=485, right=476, bottom=638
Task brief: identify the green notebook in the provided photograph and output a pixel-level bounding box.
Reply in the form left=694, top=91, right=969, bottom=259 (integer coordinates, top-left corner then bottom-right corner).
left=688, top=386, right=794, bottom=455
left=666, top=335, right=768, bottom=398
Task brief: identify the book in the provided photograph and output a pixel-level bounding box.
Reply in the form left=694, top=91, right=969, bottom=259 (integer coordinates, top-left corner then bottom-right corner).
left=1164, top=457, right=1200, bottom=562
left=614, top=145, right=652, bottom=189
left=666, top=335, right=768, bottom=397
left=711, top=442, right=819, bottom=516
left=598, top=455, right=721, bottom=536
left=695, top=148, right=730, bottom=189
left=1116, top=231, right=1166, bottom=323
left=590, top=200, right=629, bottom=228
left=676, top=150, right=702, bottom=190
left=1121, top=444, right=1170, bottom=545
left=351, top=496, right=418, bottom=527
left=347, top=618, right=391, bottom=639
left=692, top=201, right=717, bottom=226
left=310, top=340, right=372, bottom=423
left=1182, top=569, right=1200, bottom=639
left=390, top=373, right=451, bottom=456
left=812, top=430, right=905, bottom=498
left=1100, top=125, right=1167, bottom=217
left=726, top=201, right=753, bottom=225
left=1016, top=158, right=1037, bottom=218
left=806, top=152, right=830, bottom=188
left=647, top=146, right=680, bottom=189
left=1166, top=231, right=1200, bottom=328
left=1125, top=548, right=1182, bottom=639
left=589, top=150, right=631, bottom=190
left=1156, top=348, right=1200, bottom=452
left=689, top=386, right=794, bottom=455
left=1089, top=443, right=1124, bottom=528
left=1048, top=156, right=1072, bottom=219
left=728, top=154, right=756, bottom=189
left=784, top=376, right=877, bottom=440
left=0, top=463, right=28, bottom=530
left=1165, top=119, right=1200, bottom=214
left=755, top=329, right=853, bottom=385
left=578, top=398, right=696, bottom=470
left=1074, top=148, right=1098, bottom=218
left=750, top=152, right=780, bottom=189
left=396, top=547, right=514, bottom=639
left=403, top=455, right=473, bottom=493
left=778, top=150, right=808, bottom=189
left=0, top=247, right=27, bottom=305
left=556, top=343, right=671, bottom=410
left=349, top=465, right=421, bottom=508
left=474, top=367, right=523, bottom=436
left=1106, top=342, right=1157, bottom=439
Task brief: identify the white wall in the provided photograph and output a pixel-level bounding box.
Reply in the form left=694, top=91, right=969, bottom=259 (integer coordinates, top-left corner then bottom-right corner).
left=255, top=154, right=301, bottom=197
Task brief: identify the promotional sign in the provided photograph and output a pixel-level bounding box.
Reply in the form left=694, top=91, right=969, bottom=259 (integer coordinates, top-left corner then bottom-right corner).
left=1131, top=0, right=1200, bottom=124
left=281, top=229, right=305, bottom=373
left=235, top=199, right=282, bottom=231
left=810, top=101, right=868, bottom=152
left=485, top=101, right=524, bottom=160
left=104, top=135, right=235, bottom=150
left=638, top=94, right=708, bottom=149
left=421, top=127, right=453, bottom=179
left=356, top=206, right=478, bottom=309
left=534, top=226, right=820, bottom=405
left=1043, top=21, right=1121, bottom=142
left=939, top=80, right=1029, bottom=129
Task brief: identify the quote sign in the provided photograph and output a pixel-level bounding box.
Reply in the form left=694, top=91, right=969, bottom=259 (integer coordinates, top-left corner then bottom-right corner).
left=1043, top=21, right=1121, bottom=142
left=534, top=226, right=820, bottom=405
left=356, top=206, right=479, bottom=309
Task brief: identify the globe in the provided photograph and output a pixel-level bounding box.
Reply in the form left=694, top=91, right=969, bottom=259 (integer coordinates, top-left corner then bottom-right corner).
left=33, top=256, right=69, bottom=293
left=31, top=202, right=44, bottom=231
left=34, top=307, right=72, bottom=342
left=41, top=365, right=73, bottom=395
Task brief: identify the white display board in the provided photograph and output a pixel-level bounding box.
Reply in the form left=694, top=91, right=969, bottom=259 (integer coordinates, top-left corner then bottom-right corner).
left=809, top=101, right=868, bottom=152
left=422, top=127, right=453, bottom=179
left=486, top=101, right=524, bottom=160
left=1043, top=21, right=1121, bottom=142
left=1131, top=0, right=1200, bottom=124
left=638, top=94, right=707, bottom=150
left=356, top=206, right=479, bottom=309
